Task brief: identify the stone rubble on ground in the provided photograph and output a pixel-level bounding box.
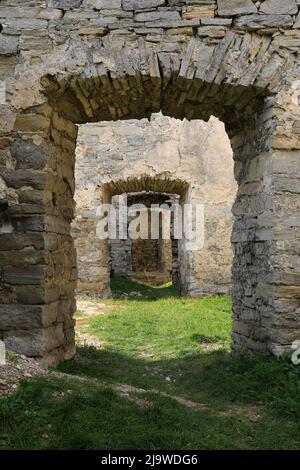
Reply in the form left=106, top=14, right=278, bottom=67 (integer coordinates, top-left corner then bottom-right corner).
left=0, top=351, right=48, bottom=397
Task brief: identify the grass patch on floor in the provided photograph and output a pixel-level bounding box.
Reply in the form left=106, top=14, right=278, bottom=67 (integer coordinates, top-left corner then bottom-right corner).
left=1, top=277, right=300, bottom=450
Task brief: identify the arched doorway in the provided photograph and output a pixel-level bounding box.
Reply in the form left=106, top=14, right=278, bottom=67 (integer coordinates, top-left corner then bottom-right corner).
left=0, top=19, right=298, bottom=364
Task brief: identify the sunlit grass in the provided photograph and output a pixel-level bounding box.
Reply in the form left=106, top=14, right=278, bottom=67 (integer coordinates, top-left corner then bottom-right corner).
left=1, top=278, right=300, bottom=450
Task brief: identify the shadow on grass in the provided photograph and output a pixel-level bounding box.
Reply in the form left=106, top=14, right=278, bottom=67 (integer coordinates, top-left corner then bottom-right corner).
left=110, top=276, right=179, bottom=301
left=58, top=343, right=300, bottom=415
left=1, top=280, right=300, bottom=449
left=1, top=345, right=300, bottom=450
left=191, top=333, right=226, bottom=344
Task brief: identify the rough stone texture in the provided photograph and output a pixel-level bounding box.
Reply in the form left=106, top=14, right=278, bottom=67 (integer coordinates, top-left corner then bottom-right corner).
left=122, top=0, right=165, bottom=10
left=234, top=14, right=294, bottom=30
left=73, top=114, right=236, bottom=297
left=0, top=351, right=48, bottom=397
left=259, top=0, right=298, bottom=15
left=0, top=0, right=299, bottom=364
left=0, top=36, right=19, bottom=56
left=217, top=0, right=257, bottom=17
left=48, top=0, right=83, bottom=8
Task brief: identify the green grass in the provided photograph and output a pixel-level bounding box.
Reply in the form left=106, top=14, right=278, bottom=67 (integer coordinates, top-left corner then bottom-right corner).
left=1, top=277, right=300, bottom=450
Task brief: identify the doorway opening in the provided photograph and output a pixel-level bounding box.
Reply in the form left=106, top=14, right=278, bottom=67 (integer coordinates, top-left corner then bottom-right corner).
left=72, top=114, right=236, bottom=300
left=110, top=191, right=179, bottom=288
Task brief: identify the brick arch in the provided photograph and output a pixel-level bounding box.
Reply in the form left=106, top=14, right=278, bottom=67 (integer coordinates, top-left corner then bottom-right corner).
left=0, top=4, right=299, bottom=364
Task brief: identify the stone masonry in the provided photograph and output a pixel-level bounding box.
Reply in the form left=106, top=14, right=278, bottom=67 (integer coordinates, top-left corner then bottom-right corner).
left=0, top=0, right=299, bottom=365
left=73, top=114, right=236, bottom=297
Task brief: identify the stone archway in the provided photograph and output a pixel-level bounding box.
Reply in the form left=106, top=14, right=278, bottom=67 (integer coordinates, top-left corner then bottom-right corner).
left=0, top=1, right=299, bottom=365
left=110, top=191, right=178, bottom=287
left=95, top=175, right=192, bottom=299
left=73, top=114, right=236, bottom=297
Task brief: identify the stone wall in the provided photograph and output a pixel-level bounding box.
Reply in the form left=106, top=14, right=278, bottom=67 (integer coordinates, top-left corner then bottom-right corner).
left=73, top=114, right=237, bottom=296
left=0, top=0, right=299, bottom=364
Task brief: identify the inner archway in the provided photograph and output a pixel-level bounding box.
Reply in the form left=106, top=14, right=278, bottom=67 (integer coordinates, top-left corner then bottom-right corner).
left=110, top=191, right=178, bottom=287
left=73, top=114, right=236, bottom=300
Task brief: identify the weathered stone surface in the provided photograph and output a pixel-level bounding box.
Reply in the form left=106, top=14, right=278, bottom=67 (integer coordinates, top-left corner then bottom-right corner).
left=48, top=0, right=83, bottom=8
left=197, top=26, right=227, bottom=37
left=16, top=286, right=60, bottom=304
left=83, top=0, right=121, bottom=8
left=5, top=324, right=64, bottom=357
left=182, top=5, right=215, bottom=19
left=217, top=0, right=257, bottom=16
left=13, top=114, right=51, bottom=133
left=234, top=14, right=294, bottom=29
left=0, top=303, right=57, bottom=330
left=3, top=266, right=48, bottom=285
left=0, top=233, right=45, bottom=251
left=294, top=13, right=300, bottom=28
left=122, top=0, right=165, bottom=10
left=0, top=35, right=19, bottom=55
left=134, top=11, right=181, bottom=22
left=1, top=19, right=49, bottom=33
left=144, top=19, right=201, bottom=27
left=201, top=18, right=232, bottom=25
left=1, top=169, right=46, bottom=190
left=0, top=7, right=42, bottom=18
left=10, top=140, right=46, bottom=170
left=259, top=0, right=298, bottom=15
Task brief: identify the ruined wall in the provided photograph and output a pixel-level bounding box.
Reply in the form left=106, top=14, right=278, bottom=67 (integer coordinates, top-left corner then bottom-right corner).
left=0, top=0, right=299, bottom=363
left=73, top=114, right=237, bottom=296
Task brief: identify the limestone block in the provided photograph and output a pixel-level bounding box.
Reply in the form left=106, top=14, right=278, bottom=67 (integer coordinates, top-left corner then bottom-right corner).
left=1, top=169, right=47, bottom=190
left=259, top=0, right=298, bottom=15
left=201, top=17, right=232, bottom=25
left=134, top=10, right=181, bottom=22
left=83, top=0, right=121, bottom=8
left=217, top=0, right=257, bottom=16
left=0, top=7, right=42, bottom=18
left=0, top=233, right=45, bottom=251
left=182, top=5, right=215, bottom=19
left=1, top=19, right=48, bottom=32
left=3, top=266, right=48, bottom=285
left=48, top=0, right=83, bottom=8
left=16, top=286, right=60, bottom=305
left=197, top=26, right=227, bottom=37
left=0, top=303, right=58, bottom=330
left=0, top=248, right=48, bottom=266
left=234, top=14, right=293, bottom=29
left=0, top=35, right=19, bottom=56
left=122, top=0, right=165, bottom=9
left=39, top=8, right=64, bottom=19
left=10, top=140, right=46, bottom=170
left=13, top=114, right=51, bottom=133
left=5, top=324, right=65, bottom=356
